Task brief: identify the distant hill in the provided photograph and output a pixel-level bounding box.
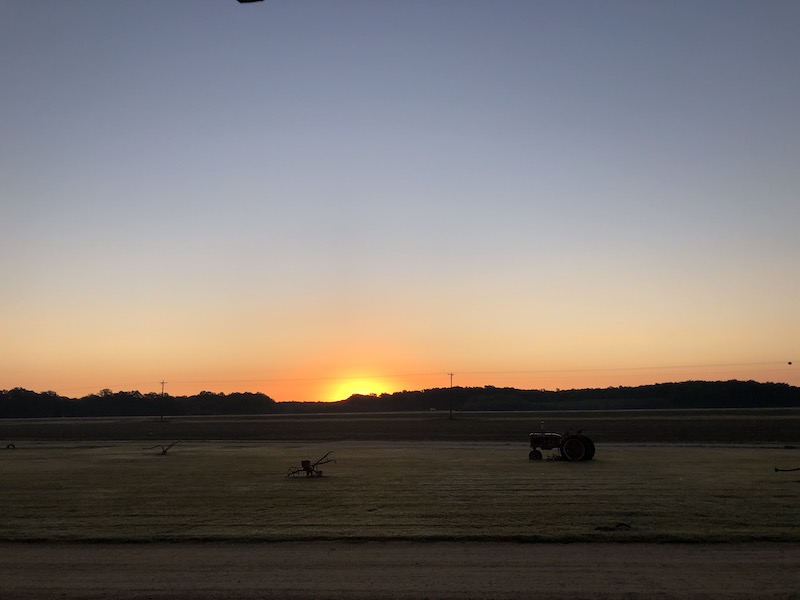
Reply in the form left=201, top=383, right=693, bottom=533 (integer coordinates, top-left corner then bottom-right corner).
left=1, top=380, right=798, bottom=418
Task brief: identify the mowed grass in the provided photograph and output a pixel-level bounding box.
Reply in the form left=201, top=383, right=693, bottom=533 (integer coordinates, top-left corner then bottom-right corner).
left=1, top=441, right=799, bottom=543
left=2, top=409, right=799, bottom=443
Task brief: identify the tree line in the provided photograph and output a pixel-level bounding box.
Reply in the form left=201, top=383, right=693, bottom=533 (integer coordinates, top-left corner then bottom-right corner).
left=1, top=380, right=798, bottom=419
left=0, top=388, right=277, bottom=418
left=318, top=379, right=800, bottom=413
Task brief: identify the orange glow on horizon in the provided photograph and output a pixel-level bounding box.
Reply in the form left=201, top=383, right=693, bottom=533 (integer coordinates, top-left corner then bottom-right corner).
left=325, top=375, right=397, bottom=402
left=4, top=361, right=795, bottom=402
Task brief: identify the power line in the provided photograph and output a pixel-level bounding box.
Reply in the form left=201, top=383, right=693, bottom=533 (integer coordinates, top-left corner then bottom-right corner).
left=23, top=360, right=793, bottom=397
left=156, top=360, right=794, bottom=388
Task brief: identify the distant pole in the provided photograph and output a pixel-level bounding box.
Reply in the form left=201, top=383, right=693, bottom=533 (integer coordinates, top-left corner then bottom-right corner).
left=159, top=380, right=167, bottom=421
left=447, top=372, right=454, bottom=419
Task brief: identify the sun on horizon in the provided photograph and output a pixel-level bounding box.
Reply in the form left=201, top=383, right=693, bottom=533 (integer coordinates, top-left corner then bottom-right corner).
left=326, top=375, right=398, bottom=402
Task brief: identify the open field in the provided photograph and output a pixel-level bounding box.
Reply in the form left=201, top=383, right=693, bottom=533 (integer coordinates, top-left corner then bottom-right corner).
left=2, top=440, right=799, bottom=543
left=2, top=411, right=799, bottom=598
left=1, top=408, right=800, bottom=444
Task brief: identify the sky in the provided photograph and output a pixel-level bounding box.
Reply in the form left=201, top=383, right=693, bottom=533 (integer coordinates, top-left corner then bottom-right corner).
left=1, top=0, right=798, bottom=401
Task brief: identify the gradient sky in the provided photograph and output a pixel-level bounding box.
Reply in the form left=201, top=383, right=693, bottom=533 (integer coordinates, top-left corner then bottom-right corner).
left=2, top=1, right=798, bottom=401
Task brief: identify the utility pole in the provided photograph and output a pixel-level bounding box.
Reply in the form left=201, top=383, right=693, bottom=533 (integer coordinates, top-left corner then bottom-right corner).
left=159, top=380, right=167, bottom=422
left=447, top=372, right=454, bottom=420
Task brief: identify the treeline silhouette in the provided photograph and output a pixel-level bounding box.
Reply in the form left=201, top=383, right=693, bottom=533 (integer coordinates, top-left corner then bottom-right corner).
left=0, top=388, right=276, bottom=418
left=1, top=380, right=798, bottom=419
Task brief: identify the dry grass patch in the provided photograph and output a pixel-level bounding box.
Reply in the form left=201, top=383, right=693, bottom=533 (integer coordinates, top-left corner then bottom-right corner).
left=1, top=441, right=798, bottom=542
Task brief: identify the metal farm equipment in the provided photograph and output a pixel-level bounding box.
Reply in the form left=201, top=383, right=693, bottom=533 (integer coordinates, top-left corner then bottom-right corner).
left=529, top=425, right=595, bottom=461
left=286, top=451, right=336, bottom=477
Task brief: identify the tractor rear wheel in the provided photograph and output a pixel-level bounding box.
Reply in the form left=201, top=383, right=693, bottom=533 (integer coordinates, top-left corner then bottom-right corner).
left=578, top=435, right=595, bottom=461
left=560, top=435, right=587, bottom=461
left=529, top=449, right=542, bottom=460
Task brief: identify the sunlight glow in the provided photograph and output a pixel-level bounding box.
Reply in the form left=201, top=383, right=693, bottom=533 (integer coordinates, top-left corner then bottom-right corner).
left=327, top=376, right=395, bottom=402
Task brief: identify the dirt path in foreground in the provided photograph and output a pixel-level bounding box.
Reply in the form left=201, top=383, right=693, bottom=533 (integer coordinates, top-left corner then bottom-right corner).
left=1, top=542, right=798, bottom=599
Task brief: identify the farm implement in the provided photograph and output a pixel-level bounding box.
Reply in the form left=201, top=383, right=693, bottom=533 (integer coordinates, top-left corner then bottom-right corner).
left=529, top=425, right=595, bottom=461
left=287, top=450, right=335, bottom=477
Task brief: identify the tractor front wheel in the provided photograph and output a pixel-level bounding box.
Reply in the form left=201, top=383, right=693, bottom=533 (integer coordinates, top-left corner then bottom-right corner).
left=529, top=449, right=542, bottom=460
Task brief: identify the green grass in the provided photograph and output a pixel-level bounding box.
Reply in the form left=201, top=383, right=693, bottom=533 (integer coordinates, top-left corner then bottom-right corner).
left=2, top=441, right=799, bottom=543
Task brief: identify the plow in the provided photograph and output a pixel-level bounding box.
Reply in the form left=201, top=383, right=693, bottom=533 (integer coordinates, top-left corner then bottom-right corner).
left=287, top=451, right=336, bottom=477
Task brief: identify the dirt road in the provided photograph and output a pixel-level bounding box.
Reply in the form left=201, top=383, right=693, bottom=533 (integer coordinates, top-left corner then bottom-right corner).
left=1, top=542, right=798, bottom=599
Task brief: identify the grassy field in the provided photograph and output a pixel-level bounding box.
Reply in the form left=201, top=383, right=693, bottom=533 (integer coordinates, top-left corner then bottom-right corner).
left=1, top=408, right=799, bottom=443
left=2, top=439, right=799, bottom=543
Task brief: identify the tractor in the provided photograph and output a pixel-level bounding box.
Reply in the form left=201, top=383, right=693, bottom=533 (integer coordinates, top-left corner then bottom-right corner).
left=529, top=425, right=595, bottom=461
